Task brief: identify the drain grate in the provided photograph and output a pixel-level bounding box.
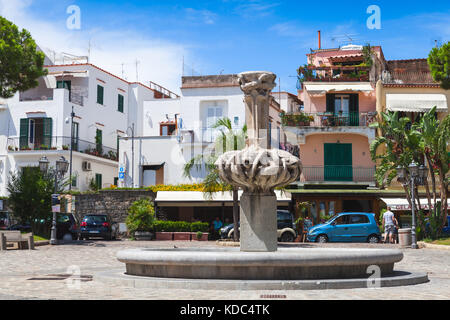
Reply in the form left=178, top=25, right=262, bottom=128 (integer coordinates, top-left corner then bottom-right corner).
left=27, top=274, right=93, bottom=282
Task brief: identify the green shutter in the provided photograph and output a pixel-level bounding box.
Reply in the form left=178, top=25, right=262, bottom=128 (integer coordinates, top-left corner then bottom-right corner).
left=349, top=94, right=359, bottom=126
left=326, top=94, right=335, bottom=113
left=42, top=118, right=53, bottom=148
left=19, top=118, right=29, bottom=149
left=324, top=143, right=353, bottom=181
left=96, top=174, right=102, bottom=189
left=118, top=94, right=124, bottom=113
left=97, top=85, right=104, bottom=105
left=96, top=129, right=102, bottom=154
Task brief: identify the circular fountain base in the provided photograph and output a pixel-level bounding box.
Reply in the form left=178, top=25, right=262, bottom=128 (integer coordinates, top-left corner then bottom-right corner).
left=117, top=247, right=406, bottom=281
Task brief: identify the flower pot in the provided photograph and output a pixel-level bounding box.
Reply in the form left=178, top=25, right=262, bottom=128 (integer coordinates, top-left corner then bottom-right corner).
left=191, top=232, right=209, bottom=241
left=134, top=231, right=153, bottom=241
left=173, top=232, right=191, bottom=241
left=155, top=232, right=173, bottom=241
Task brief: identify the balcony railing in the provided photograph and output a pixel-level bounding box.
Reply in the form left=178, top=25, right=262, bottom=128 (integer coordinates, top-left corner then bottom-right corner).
left=298, top=65, right=371, bottom=84
left=301, top=166, right=376, bottom=183
left=380, top=71, right=435, bottom=85
left=282, top=112, right=378, bottom=128
left=6, top=136, right=118, bottom=161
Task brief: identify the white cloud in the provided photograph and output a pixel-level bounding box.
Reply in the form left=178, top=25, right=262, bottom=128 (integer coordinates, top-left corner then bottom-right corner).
left=0, top=0, right=188, bottom=94
left=185, top=8, right=217, bottom=25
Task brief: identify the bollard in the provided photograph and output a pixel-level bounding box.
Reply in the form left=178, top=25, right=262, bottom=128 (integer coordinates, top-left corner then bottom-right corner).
left=0, top=233, right=6, bottom=251
left=27, top=234, right=35, bottom=250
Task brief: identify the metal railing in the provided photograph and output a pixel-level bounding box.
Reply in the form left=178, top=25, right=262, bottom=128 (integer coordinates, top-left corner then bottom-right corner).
left=300, top=166, right=376, bottom=183
left=380, top=71, right=435, bottom=85
left=6, top=136, right=118, bottom=161
left=282, top=112, right=378, bottom=128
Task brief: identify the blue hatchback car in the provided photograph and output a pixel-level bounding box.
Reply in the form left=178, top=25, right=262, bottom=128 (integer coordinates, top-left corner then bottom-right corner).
left=307, top=212, right=381, bottom=243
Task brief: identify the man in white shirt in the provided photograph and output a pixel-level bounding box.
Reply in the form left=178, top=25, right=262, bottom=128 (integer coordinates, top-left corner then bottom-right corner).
left=382, top=207, right=396, bottom=244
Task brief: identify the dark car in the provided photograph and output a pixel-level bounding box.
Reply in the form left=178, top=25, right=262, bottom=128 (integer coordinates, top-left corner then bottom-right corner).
left=79, top=214, right=117, bottom=240
left=7, top=214, right=78, bottom=240
left=220, top=210, right=297, bottom=242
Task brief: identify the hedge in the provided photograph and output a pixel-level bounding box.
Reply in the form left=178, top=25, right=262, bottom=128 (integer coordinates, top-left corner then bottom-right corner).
left=154, top=220, right=209, bottom=233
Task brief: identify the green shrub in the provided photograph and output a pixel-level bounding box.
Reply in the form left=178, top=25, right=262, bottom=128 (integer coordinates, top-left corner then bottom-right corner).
left=153, top=220, right=209, bottom=233
left=190, top=221, right=209, bottom=232
left=196, top=231, right=203, bottom=240
left=125, top=199, right=155, bottom=235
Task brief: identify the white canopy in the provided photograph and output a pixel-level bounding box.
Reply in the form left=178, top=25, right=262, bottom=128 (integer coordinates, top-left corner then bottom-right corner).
left=155, top=190, right=291, bottom=206
left=386, top=94, right=448, bottom=112
left=304, top=83, right=373, bottom=94
left=380, top=198, right=447, bottom=211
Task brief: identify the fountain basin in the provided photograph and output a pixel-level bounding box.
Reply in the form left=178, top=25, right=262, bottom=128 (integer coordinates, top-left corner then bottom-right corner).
left=117, top=247, right=404, bottom=280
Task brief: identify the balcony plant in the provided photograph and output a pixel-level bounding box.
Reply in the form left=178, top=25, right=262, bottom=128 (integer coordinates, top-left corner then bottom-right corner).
left=62, top=145, right=69, bottom=150
left=7, top=145, right=14, bottom=152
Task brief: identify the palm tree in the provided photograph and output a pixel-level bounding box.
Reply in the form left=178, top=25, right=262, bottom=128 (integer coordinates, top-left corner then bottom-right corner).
left=183, top=118, right=247, bottom=241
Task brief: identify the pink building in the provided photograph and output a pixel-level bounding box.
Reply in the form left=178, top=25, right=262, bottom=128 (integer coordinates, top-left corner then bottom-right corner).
left=284, top=42, right=389, bottom=221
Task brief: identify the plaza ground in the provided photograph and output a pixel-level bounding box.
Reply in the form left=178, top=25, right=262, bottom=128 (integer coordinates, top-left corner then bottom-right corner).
left=0, top=240, right=449, bottom=300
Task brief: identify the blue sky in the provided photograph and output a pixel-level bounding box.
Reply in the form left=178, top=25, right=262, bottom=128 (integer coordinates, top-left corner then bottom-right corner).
left=1, top=0, right=449, bottom=93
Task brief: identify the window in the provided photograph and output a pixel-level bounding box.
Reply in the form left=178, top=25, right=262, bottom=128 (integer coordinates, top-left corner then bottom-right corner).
left=57, top=80, right=72, bottom=101
left=19, top=118, right=52, bottom=149
left=349, top=215, right=370, bottom=224
left=118, top=94, right=124, bottom=113
left=334, top=215, right=350, bottom=225
left=71, top=172, right=78, bottom=188
left=97, top=85, right=104, bottom=105
left=234, top=116, right=239, bottom=126
left=334, top=95, right=350, bottom=115
left=160, top=124, right=176, bottom=136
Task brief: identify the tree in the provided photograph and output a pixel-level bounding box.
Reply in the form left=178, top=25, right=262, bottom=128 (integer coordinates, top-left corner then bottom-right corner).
left=370, top=108, right=450, bottom=239
left=428, top=41, right=450, bottom=90
left=126, top=199, right=155, bottom=237
left=183, top=118, right=247, bottom=241
left=7, top=167, right=56, bottom=236
left=0, top=16, right=47, bottom=99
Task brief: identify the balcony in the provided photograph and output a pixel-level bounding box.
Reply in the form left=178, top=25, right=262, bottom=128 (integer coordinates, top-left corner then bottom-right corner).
left=19, top=88, right=85, bottom=106
left=380, top=71, right=435, bottom=85
left=6, top=136, right=118, bottom=161
left=298, top=65, right=371, bottom=85
left=282, top=112, right=377, bottom=128
left=300, top=166, right=376, bottom=184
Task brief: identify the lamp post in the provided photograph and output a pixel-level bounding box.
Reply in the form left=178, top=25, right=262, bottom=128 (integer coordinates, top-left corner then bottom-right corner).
left=126, top=123, right=135, bottom=188
left=397, top=161, right=428, bottom=249
left=69, top=106, right=76, bottom=191
left=39, top=155, right=69, bottom=245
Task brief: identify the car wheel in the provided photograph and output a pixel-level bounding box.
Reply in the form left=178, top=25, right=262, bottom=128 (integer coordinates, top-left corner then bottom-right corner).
left=316, top=234, right=329, bottom=243
left=280, top=232, right=295, bottom=243
left=368, top=235, right=380, bottom=243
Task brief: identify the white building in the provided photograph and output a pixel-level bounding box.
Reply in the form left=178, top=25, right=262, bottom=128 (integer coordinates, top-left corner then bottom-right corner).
left=119, top=74, right=286, bottom=188
left=0, top=59, right=178, bottom=196
left=272, top=91, right=303, bottom=113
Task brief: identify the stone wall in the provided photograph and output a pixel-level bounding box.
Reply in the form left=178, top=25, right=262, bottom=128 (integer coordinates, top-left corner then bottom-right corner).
left=73, top=190, right=156, bottom=224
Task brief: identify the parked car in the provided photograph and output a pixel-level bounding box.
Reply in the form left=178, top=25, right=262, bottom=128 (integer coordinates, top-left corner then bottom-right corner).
left=78, top=214, right=118, bottom=240
left=7, top=214, right=78, bottom=240
left=220, top=210, right=298, bottom=242
left=307, top=212, right=381, bottom=243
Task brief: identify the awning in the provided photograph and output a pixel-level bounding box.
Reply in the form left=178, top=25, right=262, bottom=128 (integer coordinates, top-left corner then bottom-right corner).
left=155, top=190, right=291, bottom=206
left=304, top=83, right=373, bottom=94
left=380, top=198, right=448, bottom=211
left=386, top=94, right=448, bottom=112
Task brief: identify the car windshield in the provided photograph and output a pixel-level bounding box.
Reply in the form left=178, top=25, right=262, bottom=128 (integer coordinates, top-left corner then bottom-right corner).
left=84, top=215, right=107, bottom=223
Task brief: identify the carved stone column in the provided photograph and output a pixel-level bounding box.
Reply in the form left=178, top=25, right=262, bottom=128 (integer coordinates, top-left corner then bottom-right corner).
left=215, top=71, right=302, bottom=252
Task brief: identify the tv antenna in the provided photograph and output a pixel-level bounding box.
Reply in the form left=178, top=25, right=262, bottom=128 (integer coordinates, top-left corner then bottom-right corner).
left=331, top=33, right=360, bottom=45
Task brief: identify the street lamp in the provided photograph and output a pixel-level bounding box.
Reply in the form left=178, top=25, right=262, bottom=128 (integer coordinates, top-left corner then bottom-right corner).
left=39, top=156, right=69, bottom=245
left=397, top=161, right=428, bottom=249
left=69, top=106, right=76, bottom=191
left=126, top=123, right=135, bottom=188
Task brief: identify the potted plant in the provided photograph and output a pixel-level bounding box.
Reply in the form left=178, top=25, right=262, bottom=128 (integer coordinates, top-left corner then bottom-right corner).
left=62, top=145, right=69, bottom=150
left=154, top=220, right=174, bottom=240
left=7, top=145, right=14, bottom=152
left=173, top=221, right=192, bottom=240
left=190, top=221, right=209, bottom=241
left=125, top=199, right=155, bottom=240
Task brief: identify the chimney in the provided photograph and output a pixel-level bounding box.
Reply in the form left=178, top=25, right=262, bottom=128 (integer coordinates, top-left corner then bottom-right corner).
left=318, top=30, right=322, bottom=49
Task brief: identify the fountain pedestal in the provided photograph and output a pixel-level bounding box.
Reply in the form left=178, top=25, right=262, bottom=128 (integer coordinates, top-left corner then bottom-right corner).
left=240, top=192, right=277, bottom=252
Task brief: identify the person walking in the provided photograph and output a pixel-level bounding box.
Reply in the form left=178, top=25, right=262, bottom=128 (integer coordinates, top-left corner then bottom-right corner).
left=382, top=207, right=396, bottom=244
left=213, top=217, right=223, bottom=240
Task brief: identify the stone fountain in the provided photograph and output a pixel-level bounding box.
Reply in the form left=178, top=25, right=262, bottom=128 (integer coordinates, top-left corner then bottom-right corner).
left=111, top=71, right=428, bottom=289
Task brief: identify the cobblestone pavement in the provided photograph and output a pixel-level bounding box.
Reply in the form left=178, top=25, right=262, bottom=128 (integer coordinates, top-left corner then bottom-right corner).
left=0, top=240, right=449, bottom=300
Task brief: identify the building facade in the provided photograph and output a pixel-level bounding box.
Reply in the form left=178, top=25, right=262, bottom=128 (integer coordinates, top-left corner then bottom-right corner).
left=0, top=59, right=176, bottom=196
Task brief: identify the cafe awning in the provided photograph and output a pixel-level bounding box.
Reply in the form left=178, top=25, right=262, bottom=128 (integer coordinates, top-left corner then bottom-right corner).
left=304, top=83, right=373, bottom=94
left=386, top=94, right=448, bottom=112
left=380, top=198, right=448, bottom=211
left=155, top=190, right=291, bottom=207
